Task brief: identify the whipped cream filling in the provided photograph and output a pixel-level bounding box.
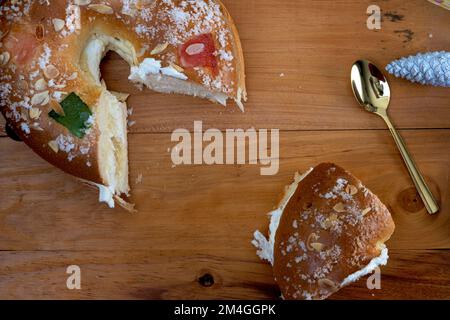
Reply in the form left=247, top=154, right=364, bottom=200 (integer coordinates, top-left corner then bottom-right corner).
left=129, top=58, right=188, bottom=82
left=252, top=169, right=313, bottom=265
left=97, top=183, right=115, bottom=208
left=341, top=246, right=389, bottom=287
left=252, top=168, right=389, bottom=288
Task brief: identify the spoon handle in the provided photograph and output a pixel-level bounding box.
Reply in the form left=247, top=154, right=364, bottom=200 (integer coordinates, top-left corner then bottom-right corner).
left=381, top=115, right=440, bottom=214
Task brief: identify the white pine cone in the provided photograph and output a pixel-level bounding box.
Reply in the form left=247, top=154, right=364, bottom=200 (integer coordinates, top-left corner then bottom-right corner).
left=386, top=51, right=450, bottom=87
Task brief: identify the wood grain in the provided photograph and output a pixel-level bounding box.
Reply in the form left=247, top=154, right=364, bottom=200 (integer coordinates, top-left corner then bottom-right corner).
left=0, top=0, right=449, bottom=300
left=0, top=130, right=448, bottom=252
left=0, top=249, right=448, bottom=300
left=100, top=0, right=450, bottom=133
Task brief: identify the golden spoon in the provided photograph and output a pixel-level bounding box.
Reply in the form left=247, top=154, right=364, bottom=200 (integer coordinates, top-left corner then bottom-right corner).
left=351, top=60, right=439, bottom=215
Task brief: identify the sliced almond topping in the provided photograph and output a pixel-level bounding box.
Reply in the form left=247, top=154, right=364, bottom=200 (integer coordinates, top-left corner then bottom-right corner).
left=44, top=65, right=60, bottom=79
left=42, top=95, right=50, bottom=106
left=186, top=43, right=205, bottom=56
left=169, top=62, right=184, bottom=73
left=53, top=84, right=66, bottom=89
left=29, top=107, right=42, bottom=120
left=318, top=278, right=339, bottom=291
left=52, top=18, right=65, bottom=32
left=74, top=0, right=92, bottom=5
left=18, top=80, right=29, bottom=91
left=49, top=99, right=65, bottom=116
left=31, top=91, right=50, bottom=106
left=362, top=207, right=372, bottom=216
left=35, top=24, right=44, bottom=41
left=307, top=232, right=320, bottom=251
left=136, top=0, right=153, bottom=10
left=310, top=242, right=325, bottom=252
left=48, top=140, right=59, bottom=153
left=32, top=123, right=44, bottom=131
left=34, top=78, right=47, bottom=91
left=0, top=51, right=10, bottom=66
left=88, top=4, right=114, bottom=14
left=333, top=202, right=346, bottom=213
left=150, top=42, right=168, bottom=55
left=345, top=184, right=358, bottom=196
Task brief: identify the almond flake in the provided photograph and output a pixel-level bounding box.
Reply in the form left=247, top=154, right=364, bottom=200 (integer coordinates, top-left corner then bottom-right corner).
left=52, top=18, right=65, bottom=32
left=318, top=278, right=338, bottom=291
left=307, top=232, right=320, bottom=251
left=34, top=78, right=47, bottom=91
left=310, top=242, right=324, bottom=252
left=48, top=140, right=59, bottom=153
left=333, top=202, right=346, bottom=213
left=31, top=91, right=50, bottom=106
left=18, top=80, right=29, bottom=90
left=170, top=62, right=184, bottom=73
left=150, top=42, right=168, bottom=55
left=0, top=51, right=10, bottom=66
left=53, top=84, right=66, bottom=89
left=29, top=108, right=42, bottom=120
left=42, top=95, right=50, bottom=106
left=32, top=123, right=44, bottom=131
left=345, top=184, right=358, bottom=196
left=136, top=0, right=153, bottom=10
left=186, top=43, right=205, bottom=56
left=74, top=0, right=92, bottom=5
left=44, top=65, right=60, bottom=79
left=49, top=99, right=65, bottom=115
left=362, top=207, right=372, bottom=216
left=88, top=4, right=114, bottom=14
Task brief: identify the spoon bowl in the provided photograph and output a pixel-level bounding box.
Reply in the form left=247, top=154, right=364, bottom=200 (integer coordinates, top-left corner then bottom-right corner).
left=351, top=60, right=391, bottom=114
left=350, top=60, right=439, bottom=215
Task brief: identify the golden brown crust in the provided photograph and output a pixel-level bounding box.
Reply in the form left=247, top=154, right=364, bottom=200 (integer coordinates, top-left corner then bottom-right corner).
left=0, top=0, right=246, bottom=188
left=273, top=163, right=395, bottom=300
left=217, top=0, right=247, bottom=104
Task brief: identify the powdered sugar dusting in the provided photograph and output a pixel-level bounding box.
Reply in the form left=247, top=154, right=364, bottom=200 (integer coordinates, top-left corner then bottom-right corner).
left=0, top=0, right=241, bottom=166
left=62, top=4, right=81, bottom=37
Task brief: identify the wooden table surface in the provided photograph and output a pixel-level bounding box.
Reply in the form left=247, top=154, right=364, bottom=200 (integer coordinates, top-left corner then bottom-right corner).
left=0, top=0, right=449, bottom=300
